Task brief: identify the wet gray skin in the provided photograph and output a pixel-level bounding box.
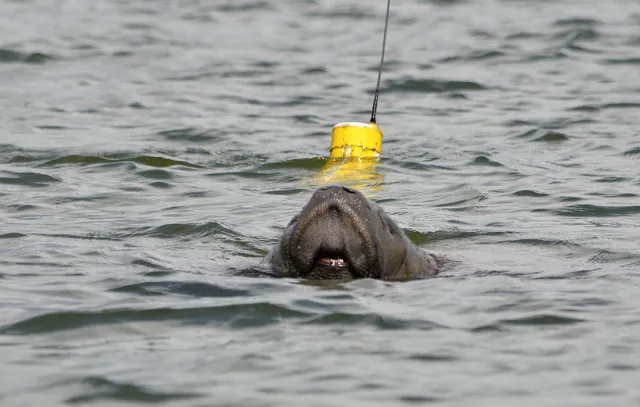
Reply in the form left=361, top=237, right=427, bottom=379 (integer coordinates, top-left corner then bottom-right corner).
left=263, top=185, right=440, bottom=281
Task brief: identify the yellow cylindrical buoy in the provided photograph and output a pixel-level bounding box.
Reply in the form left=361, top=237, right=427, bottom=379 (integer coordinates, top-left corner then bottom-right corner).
left=307, top=121, right=385, bottom=197
left=330, top=121, right=383, bottom=158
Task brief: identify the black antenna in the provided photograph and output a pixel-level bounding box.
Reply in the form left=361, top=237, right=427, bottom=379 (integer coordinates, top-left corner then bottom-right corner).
left=370, top=0, right=391, bottom=124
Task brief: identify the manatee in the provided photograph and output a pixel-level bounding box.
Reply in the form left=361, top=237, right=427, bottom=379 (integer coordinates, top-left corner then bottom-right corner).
left=262, top=185, right=440, bottom=281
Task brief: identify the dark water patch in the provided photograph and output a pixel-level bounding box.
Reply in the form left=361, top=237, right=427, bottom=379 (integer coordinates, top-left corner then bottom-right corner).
left=501, top=314, right=585, bottom=326
left=140, top=270, right=176, bottom=277
left=131, top=258, right=171, bottom=271
left=556, top=196, right=583, bottom=203
left=431, top=193, right=488, bottom=209
left=291, top=114, right=323, bottom=124
left=470, top=155, right=503, bottom=167
left=506, top=31, right=543, bottom=40
left=263, top=188, right=308, bottom=196
left=6, top=154, right=44, bottom=164
left=263, top=95, right=320, bottom=108
left=504, top=119, right=535, bottom=127
left=533, top=131, right=570, bottom=142
left=6, top=203, right=39, bottom=211
left=553, top=18, right=601, bottom=27
left=149, top=181, right=174, bottom=188
left=406, top=229, right=511, bottom=245
left=570, top=102, right=640, bottom=112
left=0, top=232, right=26, bottom=239
left=438, top=49, right=506, bottom=63
left=378, top=78, right=486, bottom=94
left=57, top=376, right=202, bottom=404
left=32, top=232, right=121, bottom=242
left=1, top=303, right=311, bottom=335
left=179, top=191, right=210, bottom=198
left=217, top=1, right=270, bottom=12
left=51, top=195, right=110, bottom=204
left=516, top=129, right=570, bottom=142
left=593, top=176, right=630, bottom=183
left=601, top=57, right=640, bottom=65
left=157, top=127, right=221, bottom=143
left=622, top=147, right=640, bottom=157
left=303, top=312, right=441, bottom=331
left=300, top=66, right=326, bottom=75
left=408, top=353, right=458, bottom=362
left=36, top=124, right=68, bottom=130
left=125, top=221, right=240, bottom=240
left=513, top=190, right=549, bottom=197
left=305, top=7, right=376, bottom=19
left=499, top=238, right=577, bottom=248
left=552, top=204, right=640, bottom=217
left=40, top=154, right=202, bottom=169
left=0, top=171, right=62, bottom=187
left=0, top=48, right=56, bottom=64
left=110, top=281, right=252, bottom=298
left=592, top=192, right=637, bottom=199
left=136, top=169, right=173, bottom=180
left=418, top=0, right=467, bottom=4
left=552, top=27, right=601, bottom=43
left=588, top=249, right=640, bottom=264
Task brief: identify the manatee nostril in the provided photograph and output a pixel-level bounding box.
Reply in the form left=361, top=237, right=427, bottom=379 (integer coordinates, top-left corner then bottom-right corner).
left=342, top=186, right=356, bottom=194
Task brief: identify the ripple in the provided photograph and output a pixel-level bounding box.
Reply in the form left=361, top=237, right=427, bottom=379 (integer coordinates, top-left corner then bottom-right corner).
left=303, top=312, right=442, bottom=331
left=622, top=147, right=640, bottom=157
left=405, top=228, right=510, bottom=245
left=517, top=129, right=570, bottom=142
left=217, top=1, right=270, bottom=12
left=601, top=57, right=640, bottom=65
left=5, top=203, right=39, bottom=211
left=438, top=49, right=507, bottom=63
left=157, top=127, right=221, bottom=143
left=110, top=281, right=252, bottom=298
left=0, top=232, right=26, bottom=239
left=569, top=102, right=640, bottom=112
left=513, top=190, right=549, bottom=197
left=0, top=171, right=62, bottom=187
left=305, top=7, right=376, bottom=19
left=553, top=18, right=601, bottom=27
left=379, top=78, right=486, bottom=94
left=588, top=249, right=640, bottom=264
left=501, top=314, right=585, bottom=326
left=553, top=204, right=640, bottom=217
left=124, top=221, right=240, bottom=240
left=57, top=376, right=201, bottom=404
left=136, top=169, right=173, bottom=180
left=500, top=238, right=577, bottom=248
left=1, top=303, right=310, bottom=335
left=0, top=48, right=56, bottom=64
left=40, top=155, right=202, bottom=168
left=149, top=181, right=174, bottom=188
left=470, top=155, right=503, bottom=167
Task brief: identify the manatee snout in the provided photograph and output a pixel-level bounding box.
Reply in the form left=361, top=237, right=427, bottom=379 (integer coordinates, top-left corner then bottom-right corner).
left=263, top=185, right=440, bottom=281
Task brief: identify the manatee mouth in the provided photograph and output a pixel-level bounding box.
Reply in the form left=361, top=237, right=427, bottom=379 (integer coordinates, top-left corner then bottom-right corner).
left=315, top=249, right=349, bottom=270
left=287, top=200, right=378, bottom=279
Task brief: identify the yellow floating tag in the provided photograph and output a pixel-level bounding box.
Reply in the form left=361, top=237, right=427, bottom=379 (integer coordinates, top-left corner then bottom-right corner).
left=330, top=122, right=383, bottom=158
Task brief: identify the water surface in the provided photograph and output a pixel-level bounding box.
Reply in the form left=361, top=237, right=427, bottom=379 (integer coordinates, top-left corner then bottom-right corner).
left=2, top=0, right=640, bottom=405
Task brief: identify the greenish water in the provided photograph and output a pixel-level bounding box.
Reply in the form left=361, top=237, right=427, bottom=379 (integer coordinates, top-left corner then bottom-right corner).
left=2, top=0, right=640, bottom=405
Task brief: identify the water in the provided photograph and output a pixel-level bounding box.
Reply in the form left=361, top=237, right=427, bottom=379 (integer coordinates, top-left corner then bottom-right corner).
left=2, top=0, right=640, bottom=405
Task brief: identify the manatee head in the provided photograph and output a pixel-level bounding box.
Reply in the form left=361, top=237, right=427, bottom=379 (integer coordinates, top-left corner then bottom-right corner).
left=264, top=185, right=438, bottom=280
